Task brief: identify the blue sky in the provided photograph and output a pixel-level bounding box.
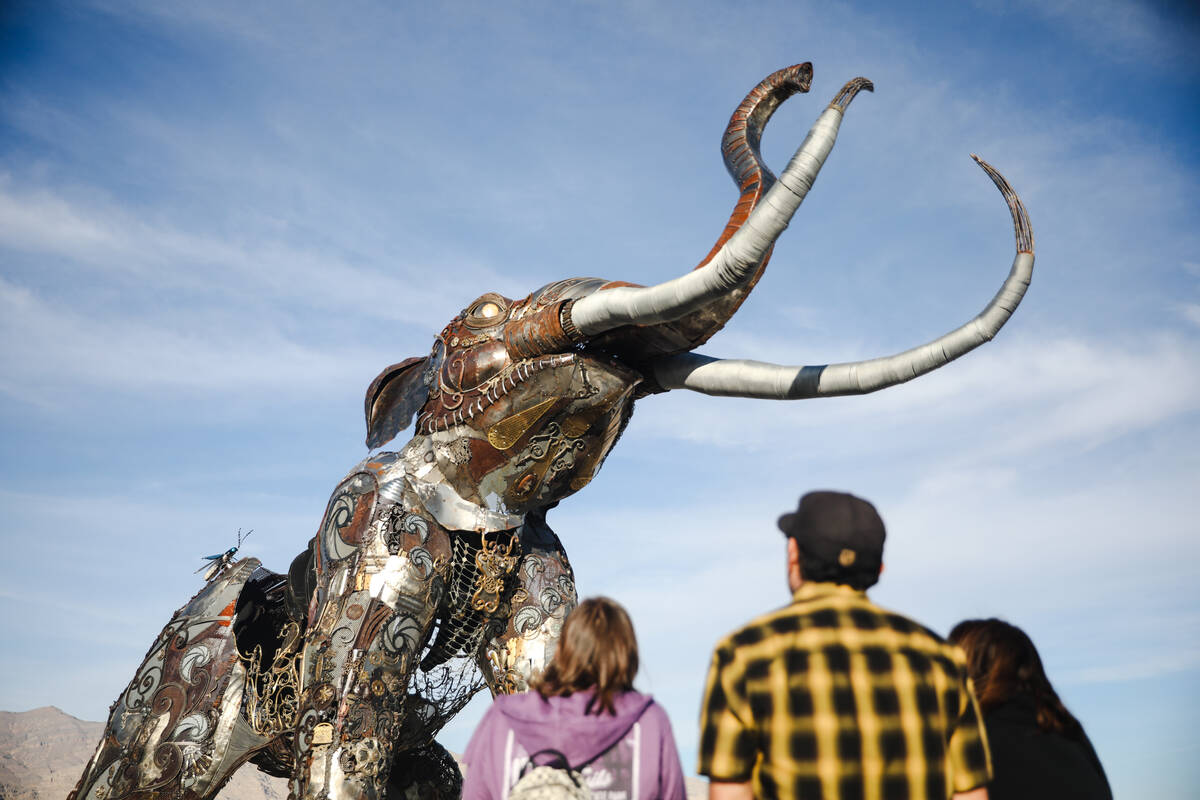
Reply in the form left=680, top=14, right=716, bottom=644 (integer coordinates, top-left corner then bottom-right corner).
left=1, top=0, right=1198, bottom=796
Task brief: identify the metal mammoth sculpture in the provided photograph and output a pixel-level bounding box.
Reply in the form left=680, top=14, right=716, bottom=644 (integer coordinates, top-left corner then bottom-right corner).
left=71, top=63, right=1034, bottom=800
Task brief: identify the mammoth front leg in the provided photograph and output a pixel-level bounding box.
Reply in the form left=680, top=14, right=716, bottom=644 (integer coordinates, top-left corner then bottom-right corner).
left=480, top=510, right=578, bottom=694
left=292, top=492, right=449, bottom=799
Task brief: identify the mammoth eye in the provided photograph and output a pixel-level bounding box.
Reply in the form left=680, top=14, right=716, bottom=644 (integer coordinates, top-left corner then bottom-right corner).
left=464, top=293, right=511, bottom=328
left=474, top=301, right=503, bottom=319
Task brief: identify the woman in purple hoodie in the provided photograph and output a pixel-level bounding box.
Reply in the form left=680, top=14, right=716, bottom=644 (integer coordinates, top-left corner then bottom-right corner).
left=463, top=596, right=687, bottom=800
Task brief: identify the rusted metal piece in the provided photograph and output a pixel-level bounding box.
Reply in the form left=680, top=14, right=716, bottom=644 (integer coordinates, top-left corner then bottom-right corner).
left=703, top=62, right=814, bottom=267
left=503, top=299, right=585, bottom=360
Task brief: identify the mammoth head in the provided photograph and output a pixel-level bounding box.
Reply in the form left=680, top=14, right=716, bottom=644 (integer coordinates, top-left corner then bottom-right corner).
left=365, top=278, right=642, bottom=513
left=365, top=64, right=1034, bottom=516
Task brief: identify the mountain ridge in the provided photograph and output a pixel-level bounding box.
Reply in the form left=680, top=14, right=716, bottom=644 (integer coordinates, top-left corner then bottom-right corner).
left=0, top=706, right=287, bottom=799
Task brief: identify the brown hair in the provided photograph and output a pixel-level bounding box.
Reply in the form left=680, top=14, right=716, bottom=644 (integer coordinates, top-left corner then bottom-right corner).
left=532, top=596, right=638, bottom=715
left=949, top=618, right=1081, bottom=735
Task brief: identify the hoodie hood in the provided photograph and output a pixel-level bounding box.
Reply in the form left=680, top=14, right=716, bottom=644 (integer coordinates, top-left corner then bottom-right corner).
left=493, top=689, right=655, bottom=767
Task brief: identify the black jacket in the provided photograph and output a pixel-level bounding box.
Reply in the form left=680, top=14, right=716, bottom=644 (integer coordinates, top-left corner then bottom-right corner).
left=984, top=694, right=1112, bottom=800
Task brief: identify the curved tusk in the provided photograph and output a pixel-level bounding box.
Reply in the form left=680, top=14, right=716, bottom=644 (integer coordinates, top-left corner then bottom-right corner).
left=568, top=76, right=873, bottom=337
left=651, top=156, right=1034, bottom=398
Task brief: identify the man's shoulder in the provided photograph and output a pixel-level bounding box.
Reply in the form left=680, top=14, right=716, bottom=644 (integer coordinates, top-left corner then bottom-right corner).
left=715, top=589, right=963, bottom=664
left=837, top=593, right=966, bottom=660
left=862, top=598, right=948, bottom=642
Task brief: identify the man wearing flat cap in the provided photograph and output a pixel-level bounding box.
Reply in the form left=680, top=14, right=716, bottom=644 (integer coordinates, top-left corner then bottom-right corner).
left=697, top=491, right=992, bottom=800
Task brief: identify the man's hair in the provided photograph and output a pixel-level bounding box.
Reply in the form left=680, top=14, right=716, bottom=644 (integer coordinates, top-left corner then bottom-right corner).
left=793, top=546, right=880, bottom=590
left=948, top=618, right=1081, bottom=735
left=532, top=596, right=638, bottom=715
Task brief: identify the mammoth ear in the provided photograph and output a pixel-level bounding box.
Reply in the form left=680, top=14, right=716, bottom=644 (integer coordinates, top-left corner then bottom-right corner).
left=364, top=357, right=430, bottom=449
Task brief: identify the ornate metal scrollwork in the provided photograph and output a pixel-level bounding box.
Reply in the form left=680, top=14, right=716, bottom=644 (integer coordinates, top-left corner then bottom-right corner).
left=471, top=532, right=520, bottom=614
left=379, top=614, right=424, bottom=663
left=384, top=508, right=430, bottom=554
left=241, top=622, right=303, bottom=737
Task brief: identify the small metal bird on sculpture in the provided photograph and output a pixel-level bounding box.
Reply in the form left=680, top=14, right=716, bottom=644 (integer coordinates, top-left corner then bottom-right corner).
left=196, top=528, right=253, bottom=582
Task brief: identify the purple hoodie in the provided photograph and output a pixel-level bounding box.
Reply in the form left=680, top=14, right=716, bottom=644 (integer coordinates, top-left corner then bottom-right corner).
left=462, top=690, right=686, bottom=800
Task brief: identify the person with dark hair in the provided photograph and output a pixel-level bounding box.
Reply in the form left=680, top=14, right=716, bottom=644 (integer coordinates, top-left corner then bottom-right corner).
left=948, top=619, right=1112, bottom=800
left=462, top=596, right=686, bottom=800
left=698, top=490, right=992, bottom=800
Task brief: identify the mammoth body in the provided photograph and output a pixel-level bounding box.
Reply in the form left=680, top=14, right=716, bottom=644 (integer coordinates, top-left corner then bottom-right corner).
left=71, top=63, right=1033, bottom=799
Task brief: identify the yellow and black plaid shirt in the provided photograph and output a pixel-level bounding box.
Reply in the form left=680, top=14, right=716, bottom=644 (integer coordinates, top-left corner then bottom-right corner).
left=698, top=582, right=991, bottom=800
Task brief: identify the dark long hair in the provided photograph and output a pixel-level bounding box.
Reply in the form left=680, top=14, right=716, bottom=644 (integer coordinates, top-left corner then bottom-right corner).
left=949, top=618, right=1081, bottom=735
left=532, top=596, right=638, bottom=715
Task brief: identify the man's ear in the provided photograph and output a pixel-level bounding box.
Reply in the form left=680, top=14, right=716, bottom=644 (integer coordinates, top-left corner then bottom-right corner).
left=364, top=357, right=430, bottom=449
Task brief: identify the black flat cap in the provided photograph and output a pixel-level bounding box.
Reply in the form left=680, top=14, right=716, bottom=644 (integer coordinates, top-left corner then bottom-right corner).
left=778, top=490, right=886, bottom=581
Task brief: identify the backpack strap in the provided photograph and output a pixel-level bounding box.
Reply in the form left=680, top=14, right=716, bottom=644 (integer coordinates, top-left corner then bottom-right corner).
left=571, top=747, right=608, bottom=772
left=521, top=749, right=574, bottom=775
left=521, top=748, right=602, bottom=788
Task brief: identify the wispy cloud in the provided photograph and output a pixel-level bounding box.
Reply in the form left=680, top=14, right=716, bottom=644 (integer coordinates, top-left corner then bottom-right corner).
left=1008, top=0, right=1200, bottom=70
left=0, top=178, right=486, bottom=325
left=1061, top=641, right=1200, bottom=685
left=0, top=275, right=362, bottom=403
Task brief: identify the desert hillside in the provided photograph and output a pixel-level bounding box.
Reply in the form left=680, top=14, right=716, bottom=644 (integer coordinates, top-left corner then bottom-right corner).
left=0, top=706, right=286, bottom=800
